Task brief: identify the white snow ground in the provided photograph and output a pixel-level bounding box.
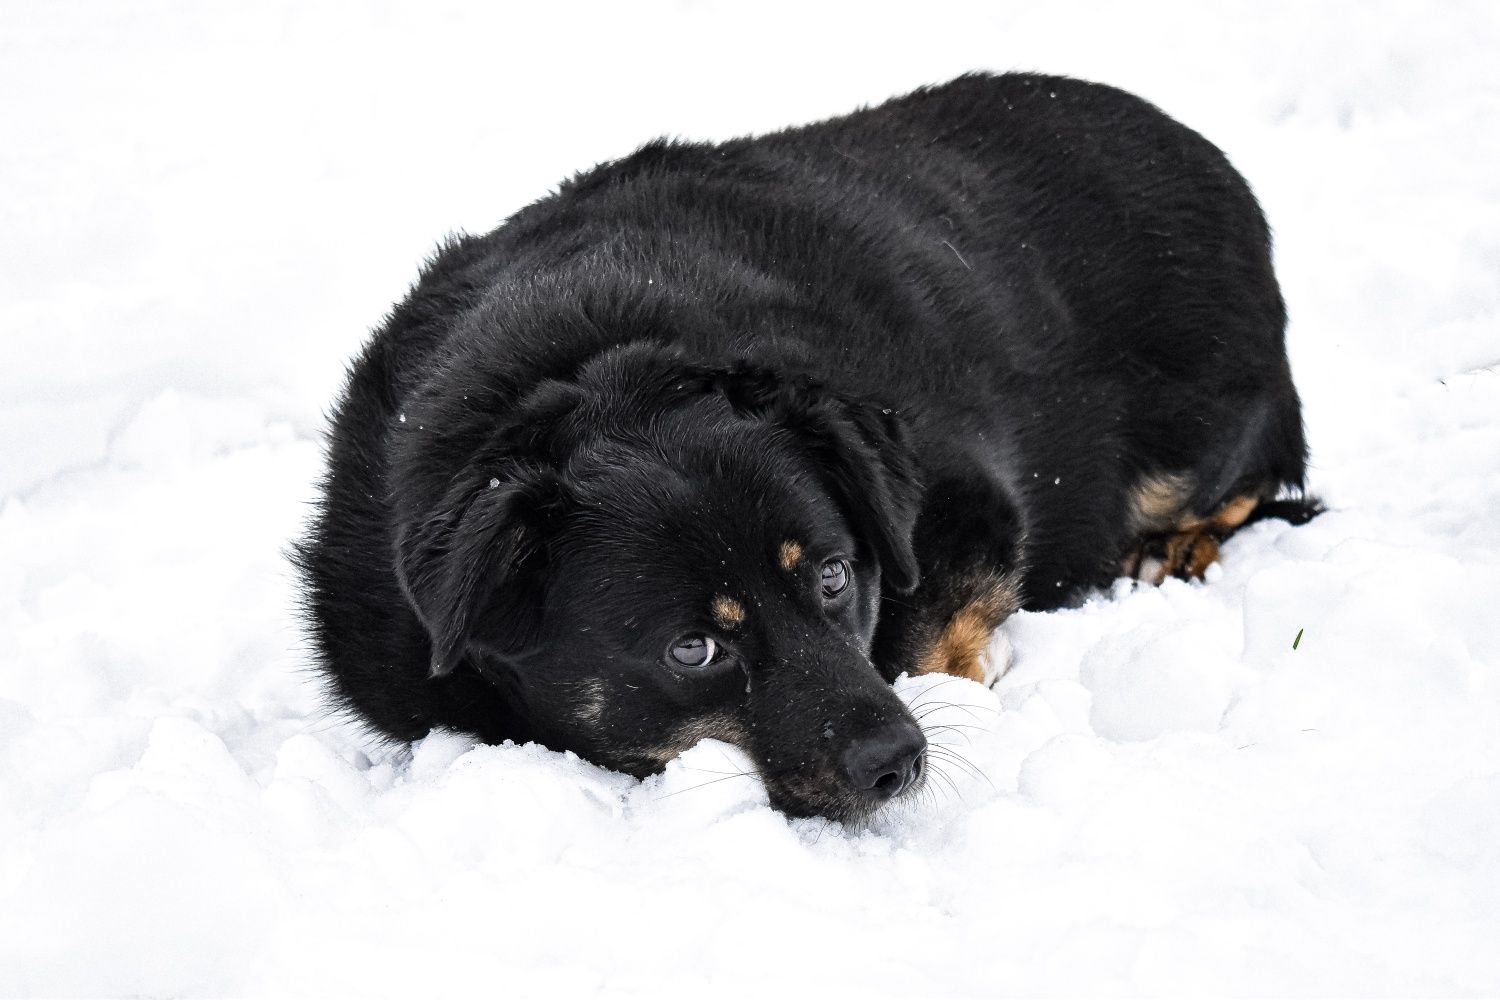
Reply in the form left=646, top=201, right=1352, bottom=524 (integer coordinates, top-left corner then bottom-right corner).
left=2, top=1, right=1498, bottom=996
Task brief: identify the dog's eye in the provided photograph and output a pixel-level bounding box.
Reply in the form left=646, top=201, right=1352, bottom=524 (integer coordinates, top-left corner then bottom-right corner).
left=667, top=634, right=720, bottom=668
left=820, top=559, right=851, bottom=598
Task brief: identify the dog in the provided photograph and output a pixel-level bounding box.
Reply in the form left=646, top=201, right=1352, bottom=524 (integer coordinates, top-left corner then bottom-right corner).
left=296, top=72, right=1317, bottom=824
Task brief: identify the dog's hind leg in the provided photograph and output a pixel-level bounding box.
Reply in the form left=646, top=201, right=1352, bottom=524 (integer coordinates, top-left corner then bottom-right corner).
left=1124, top=489, right=1258, bottom=583
left=1121, top=472, right=1319, bottom=583
left=1121, top=382, right=1322, bottom=584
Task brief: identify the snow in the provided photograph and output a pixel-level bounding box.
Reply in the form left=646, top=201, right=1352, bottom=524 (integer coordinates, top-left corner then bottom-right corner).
left=2, top=1, right=1498, bottom=996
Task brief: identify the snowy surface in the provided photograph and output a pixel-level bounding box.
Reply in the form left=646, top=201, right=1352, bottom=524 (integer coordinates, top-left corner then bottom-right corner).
left=3, top=2, right=1499, bottom=996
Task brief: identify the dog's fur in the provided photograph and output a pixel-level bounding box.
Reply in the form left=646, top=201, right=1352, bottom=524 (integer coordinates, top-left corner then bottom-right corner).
left=296, top=73, right=1316, bottom=822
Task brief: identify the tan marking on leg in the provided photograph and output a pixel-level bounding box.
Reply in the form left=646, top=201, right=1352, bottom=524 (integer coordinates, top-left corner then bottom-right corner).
left=916, top=606, right=992, bottom=683
left=1162, top=532, right=1194, bottom=576
left=1182, top=535, right=1221, bottom=578
left=1138, top=494, right=1258, bottom=582
left=711, top=595, right=746, bottom=629
left=779, top=540, right=803, bottom=571
left=914, top=572, right=1023, bottom=684
left=1126, top=472, right=1195, bottom=535
left=1161, top=532, right=1221, bottom=580
left=1209, top=495, right=1258, bottom=533
left=1127, top=489, right=1265, bottom=584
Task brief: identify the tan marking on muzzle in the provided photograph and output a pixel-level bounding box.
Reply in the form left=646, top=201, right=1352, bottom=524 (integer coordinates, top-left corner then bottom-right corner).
left=636, top=713, right=749, bottom=768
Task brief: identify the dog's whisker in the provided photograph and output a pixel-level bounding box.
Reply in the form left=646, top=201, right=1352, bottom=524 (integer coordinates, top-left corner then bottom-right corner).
left=926, top=743, right=986, bottom=779
left=923, top=758, right=962, bottom=803
left=919, top=723, right=987, bottom=746
left=915, top=783, right=937, bottom=813
left=927, top=739, right=982, bottom=757
left=907, top=686, right=995, bottom=712
left=927, top=745, right=995, bottom=792
left=932, top=758, right=973, bottom=800
left=921, top=724, right=989, bottom=740
left=910, top=699, right=992, bottom=725
left=905, top=675, right=970, bottom=701
left=884, top=785, right=929, bottom=824
left=905, top=769, right=939, bottom=809
left=654, top=771, right=756, bottom=799
left=926, top=741, right=983, bottom=768
left=911, top=702, right=979, bottom=723
left=916, top=715, right=990, bottom=732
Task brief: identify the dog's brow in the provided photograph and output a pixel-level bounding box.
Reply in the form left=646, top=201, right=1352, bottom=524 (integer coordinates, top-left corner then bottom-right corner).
left=779, top=540, right=803, bottom=571
left=712, top=595, right=746, bottom=629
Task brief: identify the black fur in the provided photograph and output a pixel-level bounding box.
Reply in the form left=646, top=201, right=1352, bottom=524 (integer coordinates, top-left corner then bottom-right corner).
left=295, top=73, right=1313, bottom=822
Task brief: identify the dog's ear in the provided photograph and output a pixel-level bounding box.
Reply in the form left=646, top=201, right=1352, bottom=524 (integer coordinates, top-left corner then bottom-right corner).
left=715, top=363, right=924, bottom=593
left=796, top=394, right=924, bottom=593
left=394, top=466, right=560, bottom=679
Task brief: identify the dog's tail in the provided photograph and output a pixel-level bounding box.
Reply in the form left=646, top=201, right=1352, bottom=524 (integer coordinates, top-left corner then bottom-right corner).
left=1242, top=493, right=1325, bottom=528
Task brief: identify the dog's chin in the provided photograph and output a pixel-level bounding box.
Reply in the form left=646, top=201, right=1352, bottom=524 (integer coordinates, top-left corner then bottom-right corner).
left=763, top=768, right=927, bottom=828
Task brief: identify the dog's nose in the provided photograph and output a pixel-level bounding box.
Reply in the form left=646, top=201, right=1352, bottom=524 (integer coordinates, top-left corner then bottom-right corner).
left=839, top=721, right=926, bottom=802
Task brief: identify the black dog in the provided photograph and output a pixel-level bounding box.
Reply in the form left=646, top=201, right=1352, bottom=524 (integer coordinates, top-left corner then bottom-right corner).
left=296, top=73, right=1316, bottom=823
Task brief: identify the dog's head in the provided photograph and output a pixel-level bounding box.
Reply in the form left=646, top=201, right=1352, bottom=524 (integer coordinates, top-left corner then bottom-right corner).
left=391, top=341, right=926, bottom=822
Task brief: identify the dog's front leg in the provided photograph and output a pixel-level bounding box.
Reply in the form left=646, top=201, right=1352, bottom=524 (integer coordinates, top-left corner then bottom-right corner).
left=871, top=468, right=1026, bottom=688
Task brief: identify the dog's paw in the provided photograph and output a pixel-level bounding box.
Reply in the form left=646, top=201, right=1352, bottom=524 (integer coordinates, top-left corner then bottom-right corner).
left=982, top=626, right=1014, bottom=688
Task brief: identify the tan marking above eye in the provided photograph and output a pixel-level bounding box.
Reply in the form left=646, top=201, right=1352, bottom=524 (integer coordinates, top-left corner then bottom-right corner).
left=779, top=540, right=804, bottom=571
left=712, top=595, right=746, bottom=629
